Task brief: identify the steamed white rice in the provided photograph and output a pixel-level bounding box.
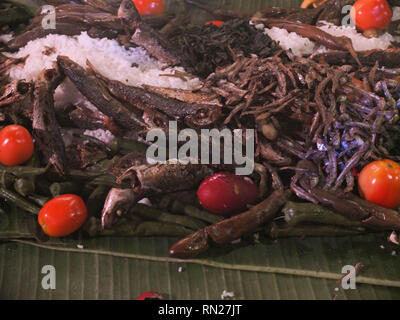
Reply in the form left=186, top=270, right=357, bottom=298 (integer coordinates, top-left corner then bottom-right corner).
left=263, top=6, right=400, bottom=56
left=6, top=32, right=201, bottom=90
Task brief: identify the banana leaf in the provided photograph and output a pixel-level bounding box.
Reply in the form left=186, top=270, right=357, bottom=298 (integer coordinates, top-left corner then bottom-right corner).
left=1, top=204, right=400, bottom=299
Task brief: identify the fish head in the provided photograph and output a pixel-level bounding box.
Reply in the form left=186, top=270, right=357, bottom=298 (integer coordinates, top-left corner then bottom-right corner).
left=185, top=105, right=222, bottom=128
left=118, top=0, right=141, bottom=23
left=101, top=188, right=137, bottom=229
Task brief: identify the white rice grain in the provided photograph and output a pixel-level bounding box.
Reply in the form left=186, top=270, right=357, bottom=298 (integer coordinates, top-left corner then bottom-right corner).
left=7, top=32, right=202, bottom=90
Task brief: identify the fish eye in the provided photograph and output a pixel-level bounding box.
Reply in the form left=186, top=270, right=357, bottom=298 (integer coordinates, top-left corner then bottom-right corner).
left=125, top=2, right=132, bottom=9
left=197, top=110, right=207, bottom=118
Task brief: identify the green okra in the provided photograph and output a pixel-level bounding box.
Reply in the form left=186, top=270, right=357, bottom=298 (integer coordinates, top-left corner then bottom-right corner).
left=160, top=195, right=223, bottom=225
left=282, top=201, right=364, bottom=228
left=28, top=194, right=50, bottom=207
left=87, top=185, right=109, bottom=217
left=49, top=181, right=81, bottom=198
left=0, top=187, right=40, bottom=215
left=14, top=178, right=35, bottom=197
left=266, top=222, right=365, bottom=239
left=68, top=169, right=130, bottom=188
left=131, top=203, right=208, bottom=231
left=84, top=216, right=192, bottom=237
left=108, top=137, right=148, bottom=155
left=0, top=163, right=49, bottom=179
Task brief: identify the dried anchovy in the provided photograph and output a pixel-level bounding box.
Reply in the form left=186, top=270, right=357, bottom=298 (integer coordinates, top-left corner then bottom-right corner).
left=57, top=56, right=146, bottom=130
left=33, top=67, right=66, bottom=175
left=89, top=65, right=221, bottom=128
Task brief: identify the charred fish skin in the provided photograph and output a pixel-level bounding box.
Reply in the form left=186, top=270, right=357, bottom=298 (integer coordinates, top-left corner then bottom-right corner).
left=7, top=23, right=89, bottom=52
left=33, top=67, right=67, bottom=175
left=130, top=22, right=183, bottom=66
left=90, top=70, right=221, bottom=128
left=57, top=56, right=146, bottom=131
left=117, top=0, right=183, bottom=65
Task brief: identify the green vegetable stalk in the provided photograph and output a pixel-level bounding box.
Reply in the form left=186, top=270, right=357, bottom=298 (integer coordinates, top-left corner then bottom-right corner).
left=159, top=195, right=223, bottom=225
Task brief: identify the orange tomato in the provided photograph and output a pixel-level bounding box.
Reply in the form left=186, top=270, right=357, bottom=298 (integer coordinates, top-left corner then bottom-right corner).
left=358, top=159, right=400, bottom=208
left=205, top=20, right=224, bottom=27
left=38, top=194, right=88, bottom=237
left=0, top=125, right=34, bottom=166
left=350, top=0, right=392, bottom=31
left=133, top=0, right=165, bottom=15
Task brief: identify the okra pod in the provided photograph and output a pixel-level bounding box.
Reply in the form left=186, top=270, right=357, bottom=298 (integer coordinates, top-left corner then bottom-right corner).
left=49, top=181, right=81, bottom=197
left=85, top=216, right=192, bottom=237
left=282, top=202, right=364, bottom=228
left=266, top=222, right=365, bottom=239
left=0, top=187, right=40, bottom=215
left=108, top=137, right=148, bottom=155
left=14, top=178, right=35, bottom=197
left=0, top=164, right=49, bottom=179
left=28, top=194, right=50, bottom=207
left=160, top=195, right=223, bottom=225
left=87, top=185, right=109, bottom=217
left=131, top=203, right=208, bottom=231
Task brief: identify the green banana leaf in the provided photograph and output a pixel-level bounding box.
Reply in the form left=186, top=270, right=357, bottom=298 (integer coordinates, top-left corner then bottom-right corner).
left=1, top=203, right=400, bottom=300
left=2, top=0, right=400, bottom=300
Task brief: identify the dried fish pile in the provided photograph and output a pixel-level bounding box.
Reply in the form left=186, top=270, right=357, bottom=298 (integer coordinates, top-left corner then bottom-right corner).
left=205, top=52, right=400, bottom=194
left=168, top=19, right=281, bottom=78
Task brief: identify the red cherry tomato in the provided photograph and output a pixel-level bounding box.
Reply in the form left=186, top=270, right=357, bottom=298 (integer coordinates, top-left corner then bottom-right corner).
left=133, top=0, right=165, bottom=15
left=358, top=159, right=400, bottom=209
left=137, top=291, right=164, bottom=300
left=0, top=124, right=34, bottom=166
left=350, top=0, right=392, bottom=31
left=38, top=194, right=88, bottom=237
left=205, top=20, right=224, bottom=27
left=197, top=172, right=259, bottom=215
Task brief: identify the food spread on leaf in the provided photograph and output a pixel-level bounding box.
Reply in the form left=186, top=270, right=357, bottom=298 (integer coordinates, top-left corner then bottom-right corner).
left=0, top=0, right=400, bottom=258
